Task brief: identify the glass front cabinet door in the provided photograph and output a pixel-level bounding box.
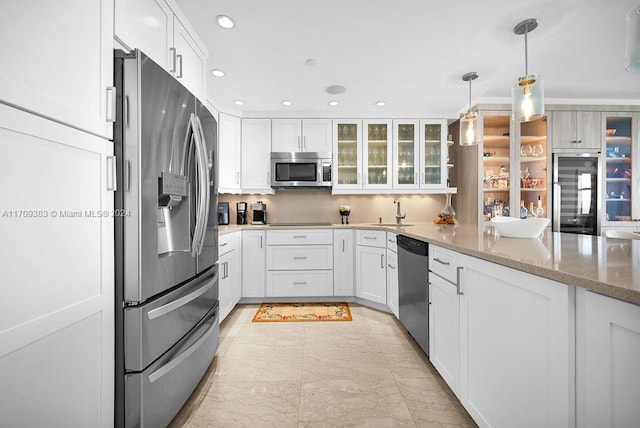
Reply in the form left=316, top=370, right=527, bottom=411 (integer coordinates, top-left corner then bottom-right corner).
left=333, top=120, right=362, bottom=189
left=393, top=120, right=419, bottom=189
left=363, top=119, right=392, bottom=189
left=604, top=113, right=638, bottom=223
left=419, top=119, right=447, bottom=188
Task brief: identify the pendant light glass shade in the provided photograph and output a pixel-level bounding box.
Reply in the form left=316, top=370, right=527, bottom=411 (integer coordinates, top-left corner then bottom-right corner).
left=626, top=3, right=640, bottom=72
left=512, top=19, right=544, bottom=123
left=512, top=74, right=544, bottom=122
left=459, top=72, right=481, bottom=146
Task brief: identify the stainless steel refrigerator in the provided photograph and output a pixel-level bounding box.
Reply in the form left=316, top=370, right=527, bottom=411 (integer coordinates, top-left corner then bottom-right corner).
left=114, top=49, right=219, bottom=428
left=552, top=153, right=602, bottom=235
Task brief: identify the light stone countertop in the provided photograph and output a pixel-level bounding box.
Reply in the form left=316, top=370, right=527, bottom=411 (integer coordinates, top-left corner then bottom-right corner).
left=218, top=222, right=640, bottom=306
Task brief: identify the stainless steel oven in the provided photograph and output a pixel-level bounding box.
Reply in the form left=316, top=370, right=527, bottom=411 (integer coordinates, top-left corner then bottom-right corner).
left=270, top=152, right=332, bottom=188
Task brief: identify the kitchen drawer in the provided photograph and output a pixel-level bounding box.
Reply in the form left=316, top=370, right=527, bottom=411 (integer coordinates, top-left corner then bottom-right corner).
left=267, top=229, right=333, bottom=245
left=356, top=229, right=387, bottom=248
left=429, top=245, right=460, bottom=284
left=266, top=270, right=333, bottom=297
left=218, top=232, right=235, bottom=256
left=267, top=245, right=333, bottom=270
left=386, top=232, right=397, bottom=253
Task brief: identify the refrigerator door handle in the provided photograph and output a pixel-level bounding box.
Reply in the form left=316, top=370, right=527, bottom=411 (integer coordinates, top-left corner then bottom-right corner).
left=147, top=271, right=217, bottom=320
left=189, top=114, right=210, bottom=257
left=553, top=182, right=561, bottom=231
left=195, top=115, right=210, bottom=255
left=148, top=309, right=217, bottom=383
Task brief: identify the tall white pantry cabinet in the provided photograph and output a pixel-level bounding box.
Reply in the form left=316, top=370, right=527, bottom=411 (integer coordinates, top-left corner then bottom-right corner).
left=0, top=1, right=116, bottom=426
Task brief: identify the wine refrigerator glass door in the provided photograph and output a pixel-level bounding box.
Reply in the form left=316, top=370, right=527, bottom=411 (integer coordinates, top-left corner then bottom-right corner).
left=552, top=154, right=601, bottom=235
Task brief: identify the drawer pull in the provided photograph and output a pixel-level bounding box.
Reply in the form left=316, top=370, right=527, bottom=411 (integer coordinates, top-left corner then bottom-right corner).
left=293, top=235, right=307, bottom=238
left=293, top=256, right=308, bottom=260
left=293, top=281, right=307, bottom=285
left=364, top=236, right=376, bottom=240
left=388, top=264, right=396, bottom=269
left=220, top=242, right=228, bottom=246
left=433, top=257, right=450, bottom=266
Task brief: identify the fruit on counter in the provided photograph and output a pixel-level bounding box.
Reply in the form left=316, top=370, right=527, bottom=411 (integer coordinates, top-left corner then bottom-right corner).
left=434, top=214, right=456, bottom=225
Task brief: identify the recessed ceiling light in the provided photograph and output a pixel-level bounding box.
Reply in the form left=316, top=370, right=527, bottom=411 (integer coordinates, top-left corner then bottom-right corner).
left=282, top=100, right=293, bottom=106
left=211, top=69, right=225, bottom=77
left=233, top=100, right=244, bottom=106
left=217, top=15, right=234, bottom=29
left=375, top=101, right=386, bottom=106
left=328, top=101, right=339, bottom=106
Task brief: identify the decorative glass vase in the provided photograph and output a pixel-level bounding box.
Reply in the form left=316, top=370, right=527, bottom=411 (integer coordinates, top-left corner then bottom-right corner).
left=435, top=192, right=457, bottom=225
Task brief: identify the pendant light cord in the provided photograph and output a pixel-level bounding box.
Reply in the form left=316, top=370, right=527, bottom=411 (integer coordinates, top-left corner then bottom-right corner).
left=524, top=29, right=529, bottom=76
left=468, top=79, right=472, bottom=112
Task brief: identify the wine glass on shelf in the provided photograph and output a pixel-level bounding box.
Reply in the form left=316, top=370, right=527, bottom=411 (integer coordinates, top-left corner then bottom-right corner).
left=521, top=144, right=533, bottom=157
left=533, top=143, right=544, bottom=157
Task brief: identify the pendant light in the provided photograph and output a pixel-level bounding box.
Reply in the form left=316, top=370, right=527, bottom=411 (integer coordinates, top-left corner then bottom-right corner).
left=512, top=18, right=544, bottom=123
left=626, top=2, right=640, bottom=72
left=459, top=72, right=481, bottom=146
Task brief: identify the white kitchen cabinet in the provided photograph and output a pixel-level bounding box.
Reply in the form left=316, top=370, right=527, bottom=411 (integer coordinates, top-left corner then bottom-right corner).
left=333, top=120, right=363, bottom=189
left=551, top=110, right=601, bottom=149
left=428, top=268, right=461, bottom=399
left=459, top=254, right=571, bottom=428
left=265, top=229, right=333, bottom=297
left=386, top=244, right=399, bottom=319
left=576, top=288, right=640, bottom=428
left=271, top=119, right=332, bottom=152
left=219, top=232, right=241, bottom=322
left=0, top=105, right=114, bottom=426
left=218, top=113, right=242, bottom=193
left=241, top=230, right=266, bottom=297
left=355, top=230, right=387, bottom=305
left=333, top=229, right=355, bottom=296
left=363, top=119, right=393, bottom=189
left=241, top=119, right=273, bottom=192
left=392, top=119, right=449, bottom=189
left=172, top=16, right=206, bottom=100
left=115, top=0, right=173, bottom=70
left=114, top=0, right=208, bottom=101
left=0, top=0, right=114, bottom=139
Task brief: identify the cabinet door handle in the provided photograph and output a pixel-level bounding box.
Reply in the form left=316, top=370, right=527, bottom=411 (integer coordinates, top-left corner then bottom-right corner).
left=220, top=242, right=228, bottom=246
left=380, top=254, right=385, bottom=268
left=236, top=171, right=240, bottom=184
left=433, top=257, right=450, bottom=265
left=260, top=236, right=263, bottom=248
left=176, top=54, right=183, bottom=78
left=387, top=264, right=396, bottom=269
left=106, top=156, right=117, bottom=192
left=297, top=136, right=301, bottom=149
left=169, top=47, right=177, bottom=73
left=456, top=266, right=464, bottom=295
left=342, top=239, right=345, bottom=252
left=106, top=87, right=116, bottom=122
left=293, top=281, right=307, bottom=285
left=293, top=256, right=307, bottom=260
left=303, top=136, right=307, bottom=150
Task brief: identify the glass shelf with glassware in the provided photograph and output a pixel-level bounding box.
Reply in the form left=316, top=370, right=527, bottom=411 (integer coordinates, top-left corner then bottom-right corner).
left=519, top=117, right=548, bottom=222
left=604, top=114, right=635, bottom=223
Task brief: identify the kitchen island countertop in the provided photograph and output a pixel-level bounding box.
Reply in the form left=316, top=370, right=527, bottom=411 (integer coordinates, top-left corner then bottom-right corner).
left=218, top=223, right=639, bottom=305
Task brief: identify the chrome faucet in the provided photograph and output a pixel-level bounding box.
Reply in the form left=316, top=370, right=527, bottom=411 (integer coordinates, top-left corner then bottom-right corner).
left=394, top=199, right=406, bottom=225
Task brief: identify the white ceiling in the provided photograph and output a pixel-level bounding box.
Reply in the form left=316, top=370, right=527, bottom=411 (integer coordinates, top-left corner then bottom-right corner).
left=176, top=0, right=640, bottom=119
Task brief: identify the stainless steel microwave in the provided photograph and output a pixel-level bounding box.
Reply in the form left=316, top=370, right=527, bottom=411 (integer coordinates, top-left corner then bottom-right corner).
left=270, top=152, right=332, bottom=188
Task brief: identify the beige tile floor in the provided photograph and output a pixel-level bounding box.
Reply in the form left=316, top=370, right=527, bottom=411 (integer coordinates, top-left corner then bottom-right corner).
left=169, top=304, right=477, bottom=428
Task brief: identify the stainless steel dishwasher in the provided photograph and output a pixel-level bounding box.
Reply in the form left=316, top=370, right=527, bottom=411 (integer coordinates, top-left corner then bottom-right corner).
left=397, top=235, right=429, bottom=355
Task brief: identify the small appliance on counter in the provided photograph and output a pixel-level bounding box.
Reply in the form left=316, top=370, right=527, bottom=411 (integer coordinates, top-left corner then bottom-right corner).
left=339, top=205, right=351, bottom=224
left=236, top=202, right=248, bottom=225
left=251, top=201, right=267, bottom=224
left=217, top=202, right=229, bottom=225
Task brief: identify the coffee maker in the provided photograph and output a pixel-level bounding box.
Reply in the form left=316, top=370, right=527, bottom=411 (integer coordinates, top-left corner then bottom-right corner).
left=251, top=201, right=267, bottom=224
left=236, top=202, right=248, bottom=225
left=217, top=202, right=229, bottom=225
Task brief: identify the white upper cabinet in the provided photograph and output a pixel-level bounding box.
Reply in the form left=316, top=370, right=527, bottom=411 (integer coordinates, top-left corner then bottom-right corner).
left=419, top=119, right=448, bottom=188
left=272, top=119, right=332, bottom=152
left=363, top=119, right=393, bottom=189
left=0, top=0, right=114, bottom=139
left=115, top=0, right=174, bottom=70
left=114, top=0, right=208, bottom=101
left=172, top=16, right=206, bottom=100
left=333, top=120, right=363, bottom=190
left=241, top=119, right=273, bottom=192
left=218, top=113, right=242, bottom=193
left=393, top=119, right=420, bottom=189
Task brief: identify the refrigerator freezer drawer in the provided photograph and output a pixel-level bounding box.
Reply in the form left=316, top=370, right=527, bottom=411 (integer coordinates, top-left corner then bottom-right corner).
left=125, top=305, right=219, bottom=428
left=125, top=268, right=218, bottom=372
